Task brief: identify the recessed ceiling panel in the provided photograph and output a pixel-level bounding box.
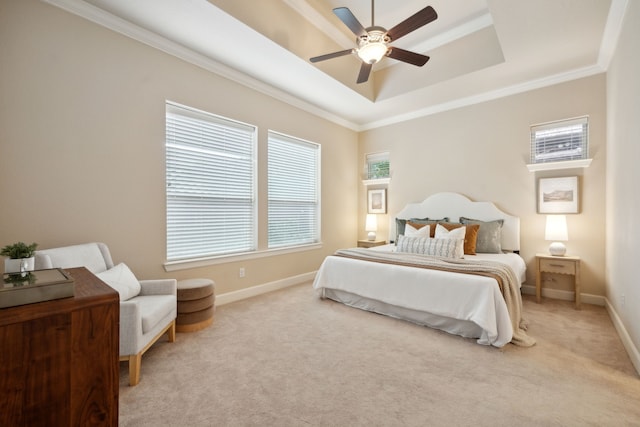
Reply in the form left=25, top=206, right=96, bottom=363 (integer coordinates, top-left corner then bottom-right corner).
left=374, top=25, right=505, bottom=101
left=68, top=0, right=619, bottom=129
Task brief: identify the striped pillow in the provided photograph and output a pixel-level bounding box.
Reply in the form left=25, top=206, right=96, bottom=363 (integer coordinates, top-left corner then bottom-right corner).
left=396, top=235, right=464, bottom=258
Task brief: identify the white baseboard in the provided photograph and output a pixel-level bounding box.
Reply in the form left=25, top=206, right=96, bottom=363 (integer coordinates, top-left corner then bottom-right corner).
left=604, top=298, right=640, bottom=376
left=216, top=271, right=316, bottom=306
left=521, top=285, right=605, bottom=306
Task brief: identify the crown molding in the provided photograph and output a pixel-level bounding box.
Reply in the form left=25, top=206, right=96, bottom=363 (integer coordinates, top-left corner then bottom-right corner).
left=598, top=0, right=629, bottom=70
left=360, top=64, right=606, bottom=131
left=43, top=0, right=362, bottom=131
left=42, top=0, right=625, bottom=133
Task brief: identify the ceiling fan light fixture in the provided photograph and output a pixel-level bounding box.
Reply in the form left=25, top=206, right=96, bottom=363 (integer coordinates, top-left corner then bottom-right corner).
left=356, top=29, right=389, bottom=64
left=357, top=41, right=388, bottom=64
left=309, top=5, right=437, bottom=84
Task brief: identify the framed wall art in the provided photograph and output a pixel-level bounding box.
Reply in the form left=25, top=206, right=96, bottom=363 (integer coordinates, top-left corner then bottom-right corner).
left=367, top=189, right=386, bottom=214
left=538, top=176, right=579, bottom=214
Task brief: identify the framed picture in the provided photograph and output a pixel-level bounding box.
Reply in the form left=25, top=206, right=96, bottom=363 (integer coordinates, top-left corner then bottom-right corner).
left=538, top=176, right=579, bottom=214
left=368, top=189, right=386, bottom=214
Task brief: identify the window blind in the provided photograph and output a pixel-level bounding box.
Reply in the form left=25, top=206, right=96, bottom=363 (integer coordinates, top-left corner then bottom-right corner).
left=530, top=116, right=588, bottom=164
left=165, top=102, right=256, bottom=260
left=267, top=131, right=320, bottom=249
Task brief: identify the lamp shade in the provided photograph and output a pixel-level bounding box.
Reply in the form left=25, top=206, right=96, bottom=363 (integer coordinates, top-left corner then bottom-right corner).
left=357, top=42, right=388, bottom=64
left=545, top=215, right=568, bottom=256
left=365, top=214, right=378, bottom=240
left=545, top=215, right=568, bottom=241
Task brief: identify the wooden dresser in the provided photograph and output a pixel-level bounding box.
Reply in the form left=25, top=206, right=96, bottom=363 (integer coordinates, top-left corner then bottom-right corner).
left=0, top=267, right=119, bottom=426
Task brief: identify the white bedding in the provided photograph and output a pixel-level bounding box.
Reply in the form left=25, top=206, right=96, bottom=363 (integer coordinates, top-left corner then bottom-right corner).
left=370, top=243, right=527, bottom=285
left=313, top=246, right=527, bottom=347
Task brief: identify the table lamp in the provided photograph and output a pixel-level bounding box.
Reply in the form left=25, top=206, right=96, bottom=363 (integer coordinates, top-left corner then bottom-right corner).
left=545, top=214, right=568, bottom=256
left=365, top=214, right=378, bottom=241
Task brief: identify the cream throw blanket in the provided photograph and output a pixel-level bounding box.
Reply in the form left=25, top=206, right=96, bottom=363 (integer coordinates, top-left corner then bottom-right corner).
left=335, top=248, right=536, bottom=347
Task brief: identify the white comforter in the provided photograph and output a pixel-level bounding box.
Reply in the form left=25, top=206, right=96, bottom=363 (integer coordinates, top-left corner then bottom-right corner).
left=313, top=246, right=527, bottom=347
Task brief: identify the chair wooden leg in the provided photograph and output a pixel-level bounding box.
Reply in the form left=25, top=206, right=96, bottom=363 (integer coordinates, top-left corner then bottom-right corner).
left=129, top=353, right=142, bottom=386
left=168, top=320, right=176, bottom=343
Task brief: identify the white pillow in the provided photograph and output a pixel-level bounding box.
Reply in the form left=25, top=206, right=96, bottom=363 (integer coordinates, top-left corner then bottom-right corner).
left=433, top=224, right=465, bottom=258
left=96, top=262, right=141, bottom=301
left=435, top=223, right=466, bottom=240
left=404, top=223, right=430, bottom=238
left=397, top=235, right=464, bottom=259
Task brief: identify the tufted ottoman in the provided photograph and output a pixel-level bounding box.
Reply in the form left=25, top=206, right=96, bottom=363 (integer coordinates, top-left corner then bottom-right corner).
left=176, top=278, right=215, bottom=332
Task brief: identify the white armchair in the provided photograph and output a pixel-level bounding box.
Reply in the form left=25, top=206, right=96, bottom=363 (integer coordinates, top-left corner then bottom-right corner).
left=35, top=242, right=177, bottom=386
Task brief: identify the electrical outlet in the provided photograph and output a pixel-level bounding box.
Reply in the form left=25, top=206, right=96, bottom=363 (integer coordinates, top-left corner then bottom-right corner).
left=621, top=294, right=625, bottom=307
left=239, top=267, right=245, bottom=278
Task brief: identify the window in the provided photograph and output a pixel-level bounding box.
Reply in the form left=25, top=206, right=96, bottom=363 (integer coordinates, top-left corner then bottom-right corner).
left=366, top=152, right=390, bottom=179
left=267, top=131, right=320, bottom=249
left=165, top=102, right=256, bottom=260
left=530, top=117, right=589, bottom=164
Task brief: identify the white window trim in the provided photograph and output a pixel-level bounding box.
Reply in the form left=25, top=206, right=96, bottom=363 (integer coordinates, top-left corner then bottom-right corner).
left=163, top=242, right=322, bottom=272
left=527, top=116, right=592, bottom=171
left=362, top=177, right=391, bottom=186
left=267, top=130, right=321, bottom=249
left=364, top=151, right=390, bottom=179
left=165, top=101, right=257, bottom=261
left=526, top=158, right=592, bottom=172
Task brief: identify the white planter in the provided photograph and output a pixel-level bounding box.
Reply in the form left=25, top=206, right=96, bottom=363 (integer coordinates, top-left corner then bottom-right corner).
left=4, top=257, right=35, bottom=273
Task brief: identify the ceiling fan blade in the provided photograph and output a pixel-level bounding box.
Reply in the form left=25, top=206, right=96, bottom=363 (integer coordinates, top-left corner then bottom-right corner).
left=333, top=7, right=367, bottom=37
left=386, top=6, right=438, bottom=41
left=387, top=47, right=430, bottom=66
left=356, top=62, right=373, bottom=84
left=310, top=49, right=354, bottom=63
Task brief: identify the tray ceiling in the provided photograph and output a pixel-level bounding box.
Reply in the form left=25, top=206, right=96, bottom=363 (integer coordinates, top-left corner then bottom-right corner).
left=49, top=0, right=625, bottom=130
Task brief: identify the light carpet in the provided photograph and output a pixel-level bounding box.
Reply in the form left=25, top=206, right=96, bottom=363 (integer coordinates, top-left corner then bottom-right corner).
left=119, top=283, right=640, bottom=426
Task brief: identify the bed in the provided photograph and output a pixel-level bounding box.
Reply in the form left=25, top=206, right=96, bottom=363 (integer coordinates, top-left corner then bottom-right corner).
left=313, top=192, right=535, bottom=347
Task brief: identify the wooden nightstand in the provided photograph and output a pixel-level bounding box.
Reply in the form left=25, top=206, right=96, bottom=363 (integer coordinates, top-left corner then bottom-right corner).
left=535, top=253, right=581, bottom=309
left=357, top=240, right=386, bottom=248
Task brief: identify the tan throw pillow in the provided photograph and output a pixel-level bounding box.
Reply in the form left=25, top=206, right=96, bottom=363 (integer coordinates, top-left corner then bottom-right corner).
left=410, top=218, right=449, bottom=237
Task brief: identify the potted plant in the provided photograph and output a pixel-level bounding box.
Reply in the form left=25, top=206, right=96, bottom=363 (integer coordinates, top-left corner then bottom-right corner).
left=1, top=242, right=38, bottom=273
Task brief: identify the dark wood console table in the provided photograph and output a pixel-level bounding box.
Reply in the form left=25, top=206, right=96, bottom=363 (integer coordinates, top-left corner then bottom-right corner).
left=0, top=267, right=119, bottom=426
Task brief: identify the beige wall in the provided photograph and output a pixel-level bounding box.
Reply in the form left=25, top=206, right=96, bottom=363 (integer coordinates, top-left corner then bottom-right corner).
left=606, top=0, right=640, bottom=364
left=0, top=0, right=626, bottom=312
left=0, top=0, right=358, bottom=294
left=359, top=75, right=607, bottom=296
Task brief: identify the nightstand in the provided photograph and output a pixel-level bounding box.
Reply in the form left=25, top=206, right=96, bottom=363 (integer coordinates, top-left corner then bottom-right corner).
left=357, top=240, right=386, bottom=248
left=535, top=253, right=581, bottom=309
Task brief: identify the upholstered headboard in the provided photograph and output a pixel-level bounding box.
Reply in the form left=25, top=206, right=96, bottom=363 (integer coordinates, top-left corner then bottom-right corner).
left=391, top=192, right=520, bottom=252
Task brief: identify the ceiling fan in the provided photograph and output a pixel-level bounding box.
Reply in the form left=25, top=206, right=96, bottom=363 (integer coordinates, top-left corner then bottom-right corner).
left=310, top=1, right=438, bottom=84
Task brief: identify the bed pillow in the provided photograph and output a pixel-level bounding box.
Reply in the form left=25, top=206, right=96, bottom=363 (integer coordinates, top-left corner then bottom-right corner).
left=459, top=217, right=504, bottom=253
left=435, top=222, right=480, bottom=255
left=405, top=222, right=430, bottom=237
left=96, top=262, right=141, bottom=301
left=395, top=217, right=448, bottom=243
left=409, top=217, right=449, bottom=237
left=435, top=223, right=466, bottom=240
left=395, top=218, right=407, bottom=243
left=397, top=235, right=464, bottom=259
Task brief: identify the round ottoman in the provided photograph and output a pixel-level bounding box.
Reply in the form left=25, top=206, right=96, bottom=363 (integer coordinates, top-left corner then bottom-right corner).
left=176, top=278, right=215, bottom=333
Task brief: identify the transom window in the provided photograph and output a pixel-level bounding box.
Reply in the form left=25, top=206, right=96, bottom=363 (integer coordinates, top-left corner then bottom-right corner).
left=366, top=152, right=390, bottom=179
left=530, top=116, right=589, bottom=164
